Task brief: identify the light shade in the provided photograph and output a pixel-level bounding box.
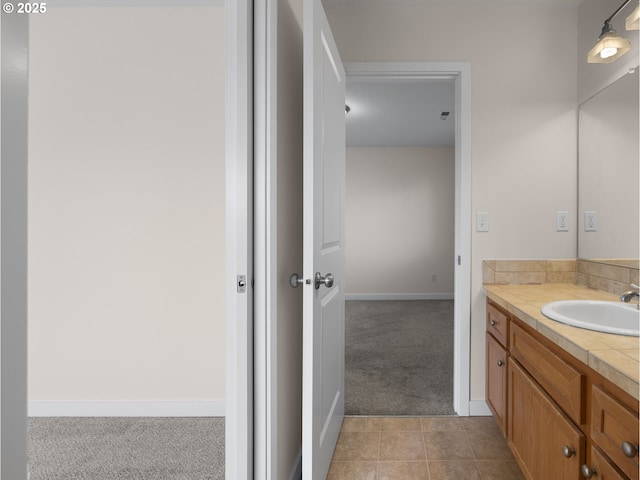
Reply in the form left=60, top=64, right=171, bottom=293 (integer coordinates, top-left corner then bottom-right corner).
left=626, top=3, right=640, bottom=30
left=587, top=31, right=632, bottom=63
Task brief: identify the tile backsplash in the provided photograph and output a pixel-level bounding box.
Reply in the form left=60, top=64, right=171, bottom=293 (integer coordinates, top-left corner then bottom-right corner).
left=575, top=259, right=639, bottom=295
left=482, top=260, right=576, bottom=285
left=483, top=258, right=639, bottom=296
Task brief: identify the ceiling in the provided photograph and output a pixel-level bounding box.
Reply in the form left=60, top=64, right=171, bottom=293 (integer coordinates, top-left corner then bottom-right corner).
left=324, top=0, right=581, bottom=7
left=346, top=78, right=455, bottom=148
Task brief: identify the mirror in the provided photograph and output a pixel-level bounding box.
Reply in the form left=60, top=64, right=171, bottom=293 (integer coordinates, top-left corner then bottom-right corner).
left=578, top=68, right=639, bottom=267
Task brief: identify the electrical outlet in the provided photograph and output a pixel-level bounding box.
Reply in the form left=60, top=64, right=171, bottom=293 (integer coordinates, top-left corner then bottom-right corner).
left=584, top=211, right=597, bottom=231
left=556, top=211, right=569, bottom=232
left=476, top=212, right=489, bottom=232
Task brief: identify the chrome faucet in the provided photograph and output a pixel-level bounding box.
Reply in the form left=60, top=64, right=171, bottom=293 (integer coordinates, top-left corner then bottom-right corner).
left=620, top=283, right=640, bottom=309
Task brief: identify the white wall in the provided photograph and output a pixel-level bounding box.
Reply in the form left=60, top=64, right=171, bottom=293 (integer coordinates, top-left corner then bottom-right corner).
left=346, top=147, right=454, bottom=298
left=28, top=7, right=226, bottom=413
left=324, top=4, right=578, bottom=402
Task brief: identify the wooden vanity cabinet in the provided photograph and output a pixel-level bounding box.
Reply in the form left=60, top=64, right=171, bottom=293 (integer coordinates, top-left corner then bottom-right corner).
left=485, top=298, right=640, bottom=480
left=586, top=446, right=629, bottom=480
left=486, top=332, right=508, bottom=436
left=508, top=359, right=585, bottom=480
left=487, top=301, right=509, bottom=348
left=509, top=321, right=586, bottom=425
left=485, top=301, right=510, bottom=436
left=590, top=385, right=639, bottom=480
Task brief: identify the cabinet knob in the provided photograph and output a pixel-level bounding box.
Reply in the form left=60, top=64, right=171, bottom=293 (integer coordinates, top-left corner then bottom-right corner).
left=496, top=359, right=504, bottom=367
left=562, top=445, right=575, bottom=458
left=490, top=319, right=497, bottom=326
left=581, top=464, right=596, bottom=478
left=621, top=441, right=639, bottom=458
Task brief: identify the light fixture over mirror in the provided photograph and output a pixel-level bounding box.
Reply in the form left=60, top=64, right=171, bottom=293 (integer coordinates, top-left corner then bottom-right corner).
left=588, top=0, right=634, bottom=63
left=587, top=27, right=631, bottom=63
left=626, top=2, right=640, bottom=30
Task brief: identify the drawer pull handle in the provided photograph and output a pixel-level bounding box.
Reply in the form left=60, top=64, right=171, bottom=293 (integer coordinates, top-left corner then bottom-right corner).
left=622, top=441, right=639, bottom=458
left=490, top=320, right=497, bottom=326
left=562, top=445, right=575, bottom=458
left=581, top=464, right=596, bottom=478
left=496, top=359, right=504, bottom=367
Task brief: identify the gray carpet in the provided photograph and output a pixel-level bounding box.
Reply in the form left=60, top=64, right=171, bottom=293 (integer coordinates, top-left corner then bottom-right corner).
left=345, top=300, right=455, bottom=416
left=28, top=417, right=225, bottom=480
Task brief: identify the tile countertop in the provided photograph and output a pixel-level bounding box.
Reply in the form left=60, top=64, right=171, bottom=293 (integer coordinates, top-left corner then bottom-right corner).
left=484, top=283, right=640, bottom=401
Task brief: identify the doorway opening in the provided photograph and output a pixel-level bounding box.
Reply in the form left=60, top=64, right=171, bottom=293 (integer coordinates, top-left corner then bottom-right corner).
left=25, top=5, right=228, bottom=480
left=343, top=63, right=471, bottom=417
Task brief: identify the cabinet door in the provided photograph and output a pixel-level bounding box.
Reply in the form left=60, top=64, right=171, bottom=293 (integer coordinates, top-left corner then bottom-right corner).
left=591, top=385, right=639, bottom=480
left=508, top=359, right=585, bottom=480
left=582, top=446, right=629, bottom=480
left=486, top=332, right=508, bottom=436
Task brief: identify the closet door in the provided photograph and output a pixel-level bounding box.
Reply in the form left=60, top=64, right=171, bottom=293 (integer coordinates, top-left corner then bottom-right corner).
left=301, top=0, right=346, bottom=478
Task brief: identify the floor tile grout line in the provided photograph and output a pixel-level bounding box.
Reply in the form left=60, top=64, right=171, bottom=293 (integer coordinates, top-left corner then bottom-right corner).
left=422, top=427, right=432, bottom=480
left=376, top=430, right=383, bottom=480
left=464, top=429, right=478, bottom=461
left=464, top=427, right=486, bottom=479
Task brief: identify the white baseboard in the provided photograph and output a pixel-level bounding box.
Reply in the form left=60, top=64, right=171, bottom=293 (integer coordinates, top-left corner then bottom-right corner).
left=289, top=449, right=302, bottom=480
left=345, top=293, right=454, bottom=301
left=28, top=400, right=225, bottom=417
left=469, top=400, right=492, bottom=416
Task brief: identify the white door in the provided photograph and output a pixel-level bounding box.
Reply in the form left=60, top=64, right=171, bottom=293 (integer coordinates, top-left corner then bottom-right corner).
left=302, top=0, right=346, bottom=478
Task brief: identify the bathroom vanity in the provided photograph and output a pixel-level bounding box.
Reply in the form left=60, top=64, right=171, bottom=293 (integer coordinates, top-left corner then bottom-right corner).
left=485, top=284, right=639, bottom=480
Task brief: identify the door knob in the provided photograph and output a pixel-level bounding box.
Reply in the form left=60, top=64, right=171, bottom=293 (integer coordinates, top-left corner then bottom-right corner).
left=290, top=273, right=310, bottom=288
left=315, top=272, right=334, bottom=289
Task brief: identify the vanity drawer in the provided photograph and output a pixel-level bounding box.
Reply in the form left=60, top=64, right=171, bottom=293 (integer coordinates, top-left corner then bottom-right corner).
left=591, top=385, right=639, bottom=480
left=487, top=301, right=509, bottom=347
left=509, top=322, right=585, bottom=425
left=486, top=332, right=508, bottom=437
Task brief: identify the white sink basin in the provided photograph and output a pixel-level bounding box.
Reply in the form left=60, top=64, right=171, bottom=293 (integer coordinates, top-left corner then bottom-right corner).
left=541, top=300, right=640, bottom=337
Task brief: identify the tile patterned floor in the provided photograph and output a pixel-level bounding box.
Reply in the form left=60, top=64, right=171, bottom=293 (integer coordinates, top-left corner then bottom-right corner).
left=328, top=416, right=525, bottom=480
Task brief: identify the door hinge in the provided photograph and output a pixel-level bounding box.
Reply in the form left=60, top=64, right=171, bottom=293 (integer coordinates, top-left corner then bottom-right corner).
left=237, top=275, right=247, bottom=293
left=458, top=255, right=461, bottom=266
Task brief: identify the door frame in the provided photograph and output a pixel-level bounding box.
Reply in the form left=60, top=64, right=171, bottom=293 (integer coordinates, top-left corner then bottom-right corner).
left=252, top=0, right=277, bottom=478
left=344, top=62, right=472, bottom=416
left=1, top=10, right=30, bottom=479
left=251, top=60, right=473, bottom=475
left=1, top=3, right=254, bottom=479
left=225, top=0, right=255, bottom=479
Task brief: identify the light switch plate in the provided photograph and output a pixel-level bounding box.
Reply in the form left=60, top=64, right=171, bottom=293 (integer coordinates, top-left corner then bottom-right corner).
left=476, top=212, right=489, bottom=232
left=556, top=211, right=569, bottom=232
left=584, top=211, right=597, bottom=232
